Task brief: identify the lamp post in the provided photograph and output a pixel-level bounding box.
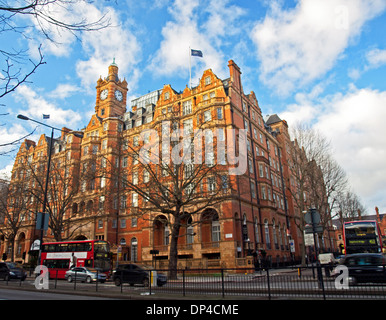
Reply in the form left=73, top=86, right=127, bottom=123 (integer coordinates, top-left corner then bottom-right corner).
left=17, top=114, right=83, bottom=265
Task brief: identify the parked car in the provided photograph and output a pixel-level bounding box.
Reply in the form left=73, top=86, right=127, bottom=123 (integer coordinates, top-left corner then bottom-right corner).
left=332, top=253, right=386, bottom=285
left=65, top=267, right=107, bottom=283
left=113, top=264, right=167, bottom=287
left=0, top=262, right=27, bottom=281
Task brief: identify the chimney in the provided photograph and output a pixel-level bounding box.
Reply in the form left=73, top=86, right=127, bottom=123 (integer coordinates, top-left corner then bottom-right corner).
left=375, top=206, right=381, bottom=223
left=228, top=60, right=242, bottom=92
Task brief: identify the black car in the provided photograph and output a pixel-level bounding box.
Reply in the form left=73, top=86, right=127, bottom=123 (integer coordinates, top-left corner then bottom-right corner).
left=0, top=262, right=27, bottom=281
left=332, top=253, right=386, bottom=285
left=113, top=264, right=167, bottom=287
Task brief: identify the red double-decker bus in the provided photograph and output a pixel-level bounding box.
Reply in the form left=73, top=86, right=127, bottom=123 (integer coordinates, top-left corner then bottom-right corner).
left=343, top=220, right=384, bottom=254
left=40, top=240, right=111, bottom=279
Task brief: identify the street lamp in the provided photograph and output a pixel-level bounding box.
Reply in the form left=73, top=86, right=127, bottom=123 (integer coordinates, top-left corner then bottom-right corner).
left=17, top=114, right=83, bottom=265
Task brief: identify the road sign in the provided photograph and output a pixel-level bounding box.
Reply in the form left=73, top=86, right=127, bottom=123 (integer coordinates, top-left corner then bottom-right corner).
left=289, top=240, right=295, bottom=253
left=36, top=212, right=49, bottom=231
left=304, top=209, right=323, bottom=234
left=304, top=209, right=320, bottom=225
left=304, top=233, right=315, bottom=246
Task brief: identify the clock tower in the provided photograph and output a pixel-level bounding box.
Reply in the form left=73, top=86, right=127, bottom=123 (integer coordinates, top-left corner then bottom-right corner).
left=95, top=59, right=128, bottom=118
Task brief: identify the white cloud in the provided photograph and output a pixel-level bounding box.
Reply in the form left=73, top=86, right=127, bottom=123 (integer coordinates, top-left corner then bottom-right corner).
left=149, top=0, right=245, bottom=83
left=75, top=6, right=141, bottom=92
left=280, top=86, right=386, bottom=213
left=48, top=84, right=81, bottom=99
left=250, top=0, right=386, bottom=96
left=366, top=48, right=386, bottom=68
left=15, top=85, right=82, bottom=129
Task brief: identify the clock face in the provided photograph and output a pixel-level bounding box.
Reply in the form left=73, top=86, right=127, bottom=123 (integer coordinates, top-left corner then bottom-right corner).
left=115, top=90, right=123, bottom=101
left=100, top=89, right=108, bottom=100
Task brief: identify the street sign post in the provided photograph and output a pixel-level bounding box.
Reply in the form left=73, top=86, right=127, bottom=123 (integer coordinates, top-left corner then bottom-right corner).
left=36, top=212, right=49, bottom=231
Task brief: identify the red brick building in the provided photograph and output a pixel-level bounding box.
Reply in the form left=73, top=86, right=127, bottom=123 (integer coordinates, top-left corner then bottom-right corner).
left=0, top=60, right=334, bottom=268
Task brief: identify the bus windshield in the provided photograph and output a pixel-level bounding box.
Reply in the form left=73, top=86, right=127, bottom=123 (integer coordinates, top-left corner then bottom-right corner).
left=344, top=221, right=382, bottom=254
left=94, top=241, right=109, bottom=253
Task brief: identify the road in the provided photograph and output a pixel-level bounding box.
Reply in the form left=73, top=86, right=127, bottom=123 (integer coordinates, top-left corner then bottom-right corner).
left=1, top=268, right=385, bottom=300
left=0, top=287, right=117, bottom=300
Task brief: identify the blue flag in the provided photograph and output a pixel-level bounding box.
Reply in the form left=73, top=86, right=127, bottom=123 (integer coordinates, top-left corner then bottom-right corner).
left=43, top=114, right=50, bottom=119
left=191, top=49, right=203, bottom=57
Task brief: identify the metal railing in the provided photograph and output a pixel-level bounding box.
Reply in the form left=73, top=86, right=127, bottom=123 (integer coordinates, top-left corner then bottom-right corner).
left=2, top=266, right=386, bottom=300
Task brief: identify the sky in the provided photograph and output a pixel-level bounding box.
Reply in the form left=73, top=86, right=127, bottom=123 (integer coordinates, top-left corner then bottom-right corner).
left=1, top=0, right=385, bottom=215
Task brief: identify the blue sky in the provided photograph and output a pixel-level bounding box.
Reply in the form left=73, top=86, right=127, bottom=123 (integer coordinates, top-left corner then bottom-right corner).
left=1, top=0, right=386, bottom=214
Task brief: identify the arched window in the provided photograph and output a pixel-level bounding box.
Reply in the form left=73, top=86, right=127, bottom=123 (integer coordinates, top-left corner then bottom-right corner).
left=273, top=219, right=278, bottom=249
left=242, top=214, right=248, bottom=241
left=131, top=238, right=138, bottom=262
left=201, top=210, right=220, bottom=243
left=212, top=213, right=220, bottom=242
left=264, top=220, right=271, bottom=249
left=254, top=218, right=260, bottom=244
left=187, top=217, right=194, bottom=245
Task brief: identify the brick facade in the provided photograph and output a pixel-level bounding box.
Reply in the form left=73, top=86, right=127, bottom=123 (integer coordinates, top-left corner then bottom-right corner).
left=0, top=60, right=335, bottom=268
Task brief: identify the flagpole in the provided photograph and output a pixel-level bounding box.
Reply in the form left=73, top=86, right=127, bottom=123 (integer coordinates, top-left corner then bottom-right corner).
left=189, top=46, right=192, bottom=89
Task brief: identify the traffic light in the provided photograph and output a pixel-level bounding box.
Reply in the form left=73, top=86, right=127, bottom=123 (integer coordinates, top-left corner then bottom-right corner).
left=2, top=253, right=7, bottom=261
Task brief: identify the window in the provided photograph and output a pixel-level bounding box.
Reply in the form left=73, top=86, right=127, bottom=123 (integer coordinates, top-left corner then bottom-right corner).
left=131, top=238, right=138, bottom=262
left=132, top=172, right=138, bottom=185
left=183, top=119, right=193, bottom=135
left=98, top=219, right=103, bottom=229
left=143, top=170, right=149, bottom=183
left=205, top=76, right=211, bottom=85
left=102, top=140, right=107, bottom=150
left=204, top=110, right=211, bottom=122
left=183, top=100, right=192, bottom=115
left=187, top=219, right=194, bottom=244
left=207, top=177, right=216, bottom=193
left=133, top=136, right=139, bottom=146
left=99, top=196, right=105, bottom=210
left=264, top=220, right=271, bottom=248
left=259, top=164, right=264, bottom=177
left=122, top=156, right=128, bottom=168
left=217, top=107, right=223, bottom=119
left=164, top=225, right=170, bottom=245
left=242, top=101, right=247, bottom=112
left=120, top=195, right=127, bottom=209
left=251, top=182, right=256, bottom=198
left=261, top=186, right=267, bottom=200
left=132, top=192, right=138, bottom=207
left=255, top=218, right=260, bottom=244
left=212, top=215, right=220, bottom=242
left=120, top=219, right=126, bottom=229
left=164, top=92, right=169, bottom=100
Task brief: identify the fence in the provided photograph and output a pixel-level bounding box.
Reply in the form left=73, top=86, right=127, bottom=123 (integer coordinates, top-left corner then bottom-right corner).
left=2, top=266, right=386, bottom=300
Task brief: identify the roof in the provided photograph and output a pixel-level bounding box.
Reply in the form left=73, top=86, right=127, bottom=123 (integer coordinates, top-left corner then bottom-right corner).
left=265, top=114, right=282, bottom=126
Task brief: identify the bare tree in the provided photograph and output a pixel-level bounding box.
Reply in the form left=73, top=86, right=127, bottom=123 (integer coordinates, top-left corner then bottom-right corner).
left=286, top=123, right=348, bottom=262
left=0, top=178, right=32, bottom=261
left=106, top=111, right=236, bottom=276
left=0, top=0, right=110, bottom=100
left=335, top=190, right=366, bottom=226
left=27, top=140, right=90, bottom=241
